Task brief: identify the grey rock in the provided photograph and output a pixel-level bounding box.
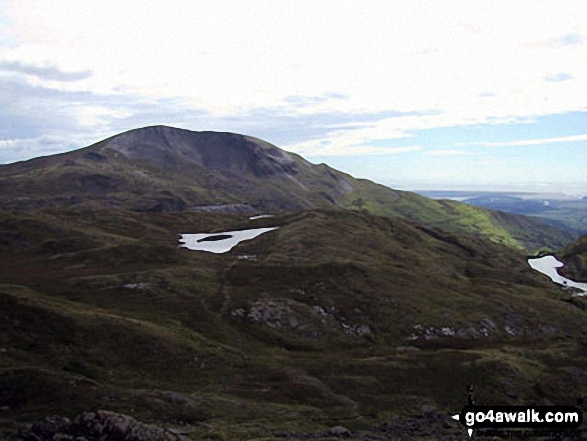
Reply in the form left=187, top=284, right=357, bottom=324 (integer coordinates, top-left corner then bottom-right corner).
left=328, top=425, right=352, bottom=438
left=21, top=410, right=193, bottom=441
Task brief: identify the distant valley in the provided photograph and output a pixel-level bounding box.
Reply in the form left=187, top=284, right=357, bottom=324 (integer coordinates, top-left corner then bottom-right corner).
left=418, top=190, right=587, bottom=235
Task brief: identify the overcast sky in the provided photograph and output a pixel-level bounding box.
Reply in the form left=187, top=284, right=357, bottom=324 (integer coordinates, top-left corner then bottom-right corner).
left=1, top=1, right=586, bottom=194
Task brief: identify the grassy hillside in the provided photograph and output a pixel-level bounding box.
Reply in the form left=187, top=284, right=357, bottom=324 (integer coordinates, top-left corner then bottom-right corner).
left=2, top=208, right=586, bottom=439
left=0, top=126, right=575, bottom=253
left=344, top=179, right=573, bottom=252
left=559, top=234, right=587, bottom=282
left=420, top=191, right=587, bottom=234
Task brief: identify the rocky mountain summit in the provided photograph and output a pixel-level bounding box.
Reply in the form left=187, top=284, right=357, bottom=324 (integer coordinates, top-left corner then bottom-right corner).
left=0, top=125, right=573, bottom=250
left=0, top=126, right=355, bottom=213
left=103, top=126, right=304, bottom=178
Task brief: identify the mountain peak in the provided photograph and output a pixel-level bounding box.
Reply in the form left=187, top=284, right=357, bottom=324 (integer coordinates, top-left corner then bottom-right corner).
left=0, top=126, right=574, bottom=250
left=98, top=126, right=302, bottom=177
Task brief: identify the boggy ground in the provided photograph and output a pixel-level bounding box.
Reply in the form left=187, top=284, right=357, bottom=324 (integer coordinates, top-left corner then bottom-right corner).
left=1, top=208, right=587, bottom=440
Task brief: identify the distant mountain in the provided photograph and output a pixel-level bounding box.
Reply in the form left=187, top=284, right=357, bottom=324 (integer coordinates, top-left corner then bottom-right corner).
left=0, top=125, right=573, bottom=251
left=418, top=189, right=587, bottom=235
left=0, top=126, right=352, bottom=212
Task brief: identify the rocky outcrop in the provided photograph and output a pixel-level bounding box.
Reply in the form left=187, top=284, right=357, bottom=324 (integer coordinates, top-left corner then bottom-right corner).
left=19, top=411, right=192, bottom=441
left=231, top=297, right=373, bottom=340
left=406, top=316, right=561, bottom=341
left=102, top=126, right=303, bottom=178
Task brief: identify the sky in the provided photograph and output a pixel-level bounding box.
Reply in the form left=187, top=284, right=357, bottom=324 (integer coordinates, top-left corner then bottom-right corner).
left=1, top=1, right=586, bottom=194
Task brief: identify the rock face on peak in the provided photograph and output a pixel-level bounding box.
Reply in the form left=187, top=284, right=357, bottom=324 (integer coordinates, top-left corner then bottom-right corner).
left=0, top=125, right=355, bottom=213
left=101, top=126, right=303, bottom=178
left=0, top=125, right=574, bottom=250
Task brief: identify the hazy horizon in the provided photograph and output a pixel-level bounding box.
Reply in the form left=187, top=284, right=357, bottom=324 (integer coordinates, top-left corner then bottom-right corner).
left=404, top=184, right=587, bottom=198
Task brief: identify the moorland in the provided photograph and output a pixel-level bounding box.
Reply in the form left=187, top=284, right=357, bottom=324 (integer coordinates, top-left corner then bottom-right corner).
left=1, top=126, right=586, bottom=440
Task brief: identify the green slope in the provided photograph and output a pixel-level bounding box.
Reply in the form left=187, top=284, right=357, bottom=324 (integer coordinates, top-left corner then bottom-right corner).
left=343, top=178, right=573, bottom=251
left=1, top=208, right=586, bottom=439
left=0, top=126, right=575, bottom=252
left=558, top=234, right=587, bottom=282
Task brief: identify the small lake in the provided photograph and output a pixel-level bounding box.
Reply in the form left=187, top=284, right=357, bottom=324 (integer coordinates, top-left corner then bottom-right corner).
left=179, top=227, right=278, bottom=253
left=528, top=255, right=587, bottom=295
left=249, top=214, right=275, bottom=220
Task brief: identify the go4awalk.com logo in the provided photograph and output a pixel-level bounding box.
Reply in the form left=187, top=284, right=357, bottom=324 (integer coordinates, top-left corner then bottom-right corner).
left=451, top=404, right=583, bottom=438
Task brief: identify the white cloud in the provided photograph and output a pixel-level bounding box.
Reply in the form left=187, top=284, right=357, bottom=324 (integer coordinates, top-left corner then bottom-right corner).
left=479, top=133, right=587, bottom=147
left=0, top=60, right=91, bottom=81
left=423, top=149, right=474, bottom=156
left=2, top=0, right=587, bottom=157
left=474, top=159, right=519, bottom=166
left=290, top=142, right=422, bottom=158
left=531, top=33, right=585, bottom=48
left=0, top=135, right=85, bottom=162
left=75, top=106, right=133, bottom=127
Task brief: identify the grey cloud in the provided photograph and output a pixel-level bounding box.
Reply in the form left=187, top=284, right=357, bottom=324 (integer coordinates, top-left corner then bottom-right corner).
left=0, top=135, right=83, bottom=163
left=101, top=103, right=411, bottom=147
left=0, top=74, right=439, bottom=163
left=0, top=60, right=92, bottom=81
left=284, top=95, right=329, bottom=107
left=220, top=108, right=438, bottom=146
left=1, top=79, right=68, bottom=139
left=283, top=93, right=348, bottom=107
left=77, top=92, right=436, bottom=148
left=324, top=93, right=348, bottom=100
left=0, top=75, right=98, bottom=139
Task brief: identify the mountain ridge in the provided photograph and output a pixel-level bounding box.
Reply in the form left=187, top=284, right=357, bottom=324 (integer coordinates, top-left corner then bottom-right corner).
left=0, top=125, right=574, bottom=251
